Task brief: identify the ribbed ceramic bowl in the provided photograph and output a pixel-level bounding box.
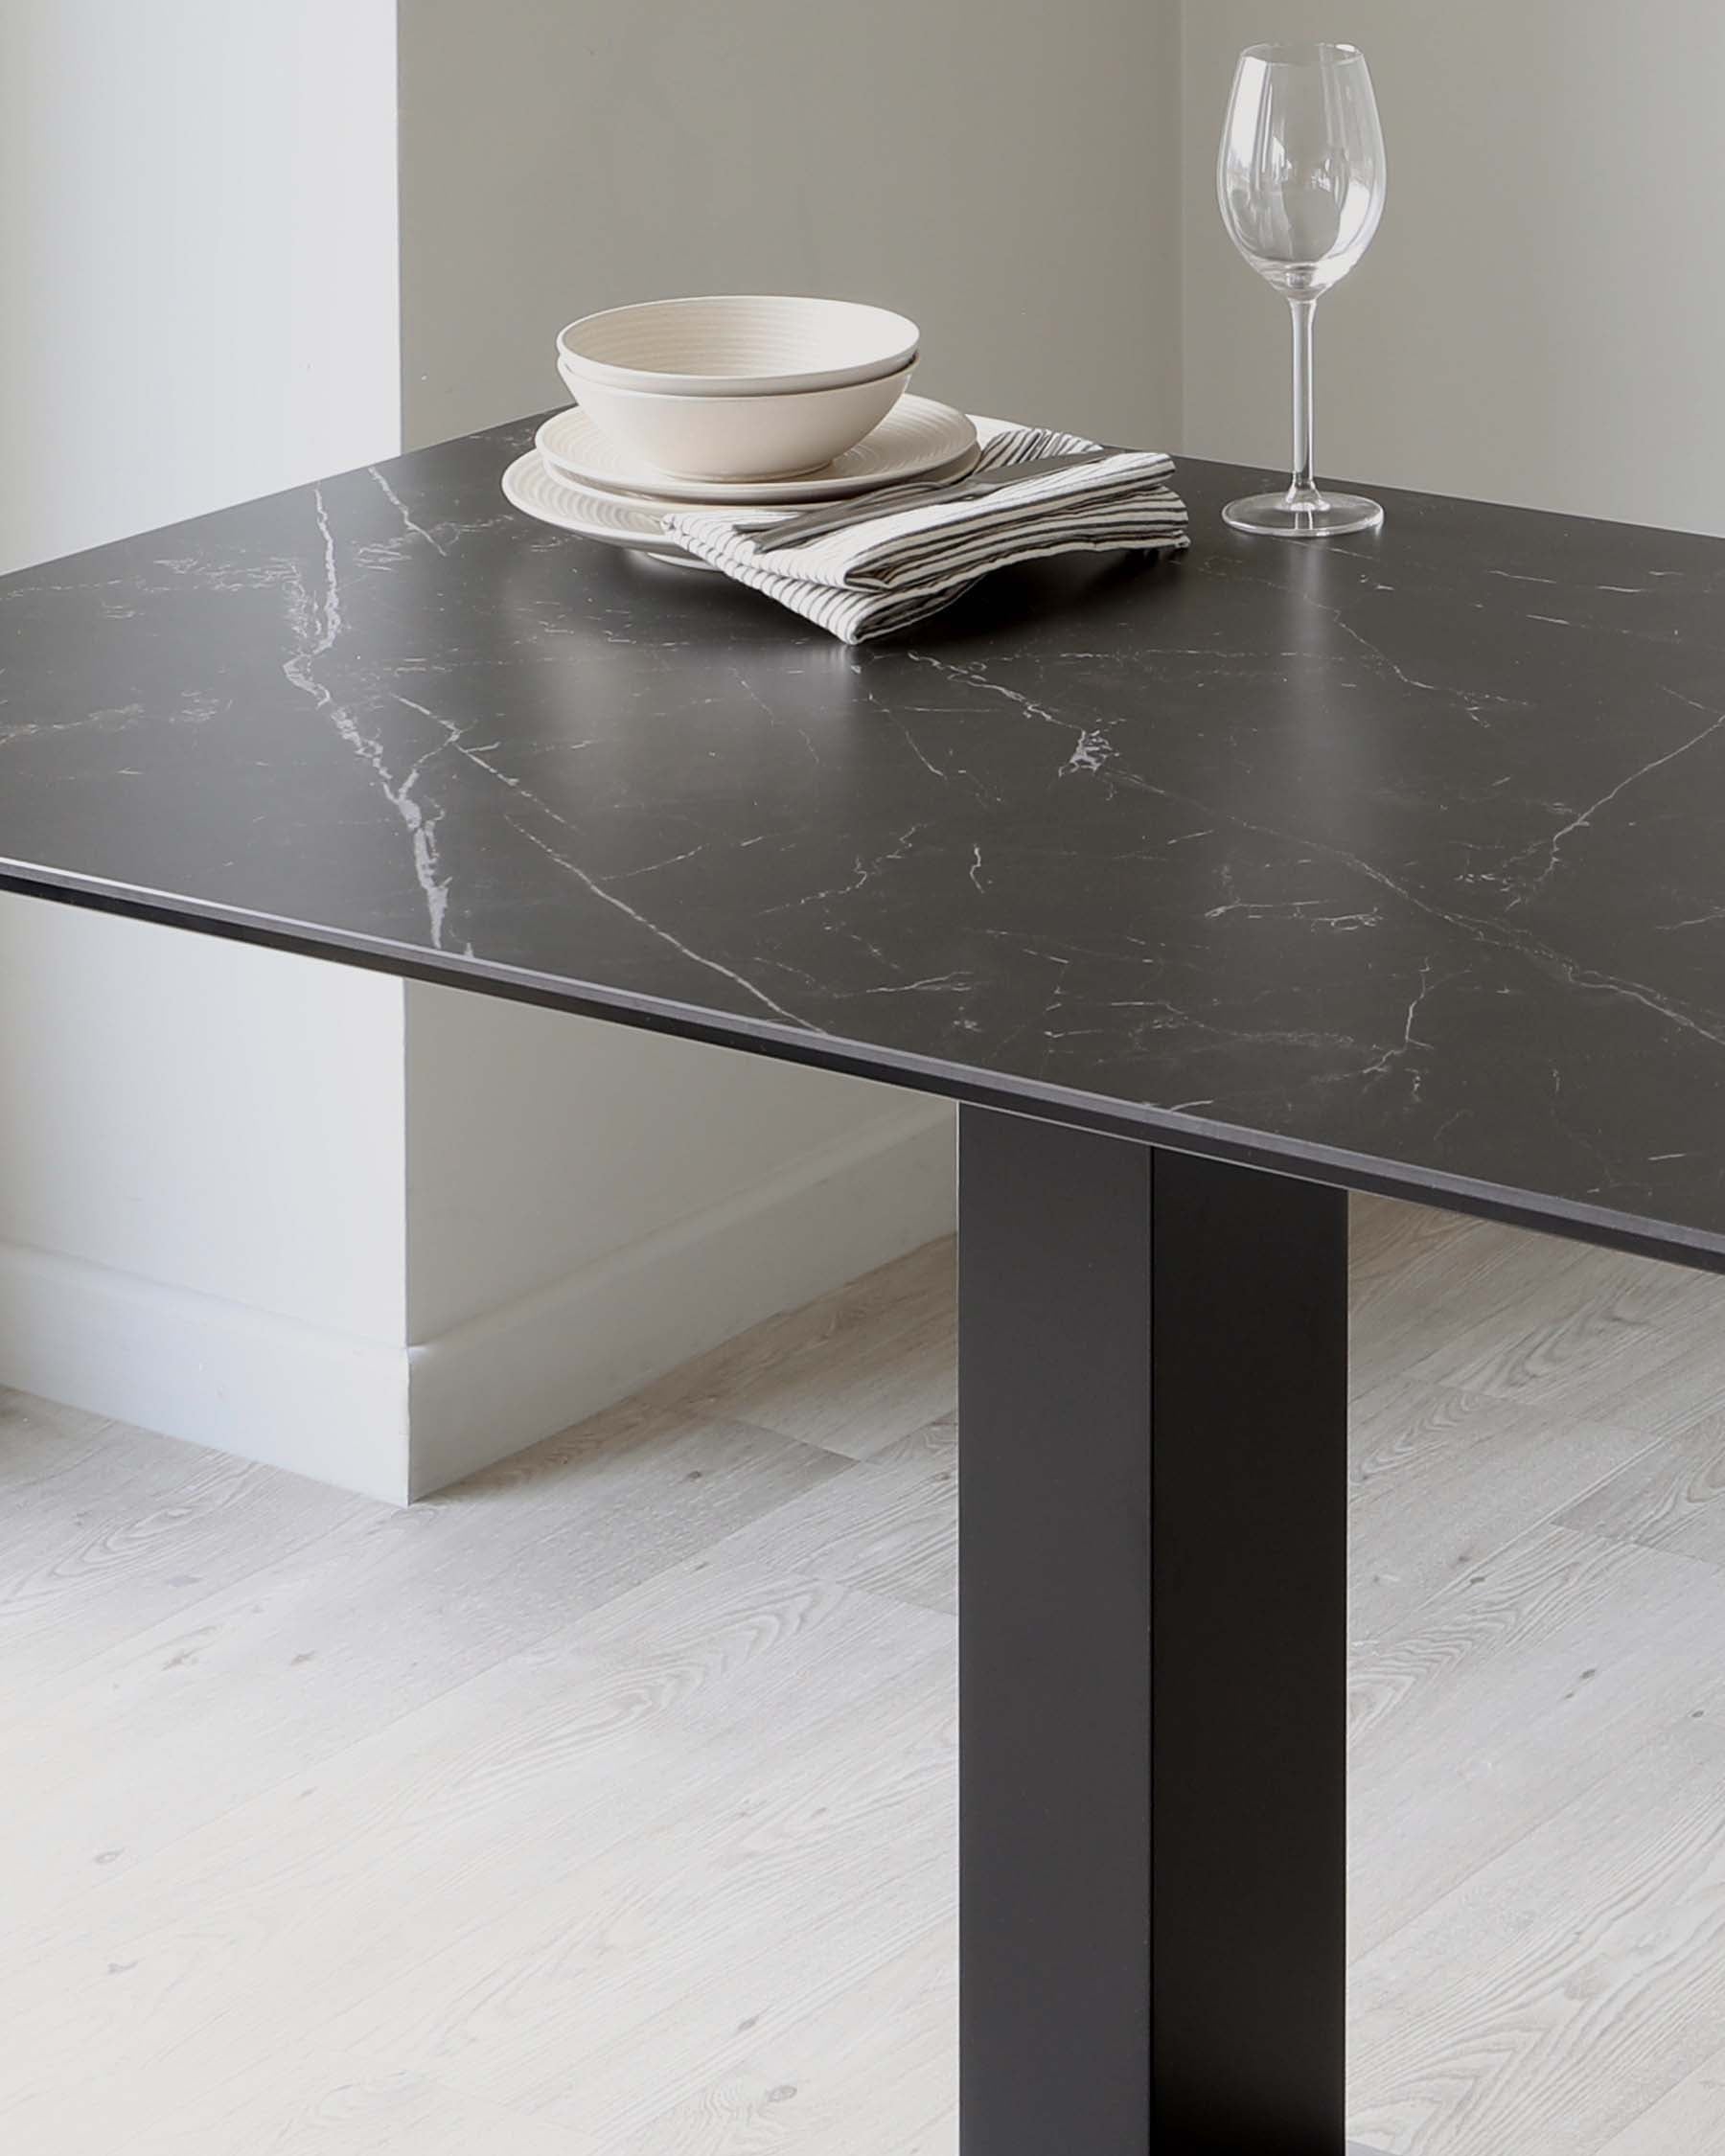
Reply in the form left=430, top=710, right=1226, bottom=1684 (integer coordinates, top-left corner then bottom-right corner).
left=556, top=356, right=915, bottom=481
left=555, top=295, right=921, bottom=398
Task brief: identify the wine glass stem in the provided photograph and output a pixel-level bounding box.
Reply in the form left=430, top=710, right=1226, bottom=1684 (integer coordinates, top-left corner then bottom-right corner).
left=1288, top=295, right=1319, bottom=504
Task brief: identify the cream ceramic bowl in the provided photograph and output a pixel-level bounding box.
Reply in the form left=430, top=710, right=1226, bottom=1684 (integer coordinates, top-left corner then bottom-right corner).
left=555, top=294, right=921, bottom=398
left=556, top=356, right=915, bottom=481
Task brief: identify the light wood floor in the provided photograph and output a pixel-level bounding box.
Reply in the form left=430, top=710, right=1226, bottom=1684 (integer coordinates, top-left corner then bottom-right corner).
left=4, top=1198, right=1725, bottom=2153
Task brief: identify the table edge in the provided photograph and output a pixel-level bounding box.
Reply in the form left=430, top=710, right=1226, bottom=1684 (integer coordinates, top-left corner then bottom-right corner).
left=8, top=856, right=1722, bottom=1280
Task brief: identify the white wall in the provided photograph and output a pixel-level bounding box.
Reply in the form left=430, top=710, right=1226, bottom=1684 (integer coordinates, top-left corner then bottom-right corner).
left=403, top=992, right=934, bottom=1342
left=0, top=897, right=416, bottom=1496
left=398, top=991, right=955, bottom=1499
left=0, top=0, right=401, bottom=570
left=398, top=0, right=1184, bottom=452
left=0, top=903, right=406, bottom=1340
left=1179, top=2, right=1725, bottom=535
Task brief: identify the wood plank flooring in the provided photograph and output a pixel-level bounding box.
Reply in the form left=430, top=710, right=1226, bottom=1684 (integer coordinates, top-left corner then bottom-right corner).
left=3, top=1206, right=1724, bottom=2152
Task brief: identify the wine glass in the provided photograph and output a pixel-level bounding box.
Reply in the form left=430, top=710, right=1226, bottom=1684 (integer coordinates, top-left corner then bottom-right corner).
left=1217, top=42, right=1387, bottom=538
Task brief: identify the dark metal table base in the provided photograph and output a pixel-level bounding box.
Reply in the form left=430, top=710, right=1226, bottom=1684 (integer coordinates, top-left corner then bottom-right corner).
left=959, top=1106, right=1350, bottom=2154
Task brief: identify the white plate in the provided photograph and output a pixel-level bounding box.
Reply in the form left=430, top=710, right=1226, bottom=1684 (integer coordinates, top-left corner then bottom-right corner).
left=567, top=440, right=984, bottom=521
left=501, top=449, right=715, bottom=568
left=535, top=394, right=978, bottom=505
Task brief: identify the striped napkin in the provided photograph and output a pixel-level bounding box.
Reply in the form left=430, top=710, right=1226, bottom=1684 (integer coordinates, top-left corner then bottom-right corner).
left=663, top=416, right=1188, bottom=644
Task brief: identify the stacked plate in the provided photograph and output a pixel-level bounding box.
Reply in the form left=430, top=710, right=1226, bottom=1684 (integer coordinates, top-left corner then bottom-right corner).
left=503, top=294, right=979, bottom=571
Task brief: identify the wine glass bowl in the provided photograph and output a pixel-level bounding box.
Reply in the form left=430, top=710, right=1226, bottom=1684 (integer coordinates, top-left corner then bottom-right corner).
left=1217, top=42, right=1387, bottom=538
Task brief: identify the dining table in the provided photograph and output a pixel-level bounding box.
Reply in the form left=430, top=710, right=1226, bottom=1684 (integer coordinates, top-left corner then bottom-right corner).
left=5, top=411, right=1724, bottom=2156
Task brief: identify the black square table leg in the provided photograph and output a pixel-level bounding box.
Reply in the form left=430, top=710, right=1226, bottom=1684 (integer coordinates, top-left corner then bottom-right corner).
left=958, top=1105, right=1366, bottom=2155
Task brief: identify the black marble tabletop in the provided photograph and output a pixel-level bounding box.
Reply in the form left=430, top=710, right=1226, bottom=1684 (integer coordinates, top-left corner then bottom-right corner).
left=5, top=414, right=1725, bottom=1267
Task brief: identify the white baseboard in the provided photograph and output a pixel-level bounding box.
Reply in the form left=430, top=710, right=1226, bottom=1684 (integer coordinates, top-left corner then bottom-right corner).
left=0, top=1103, right=955, bottom=1505
left=405, top=1102, right=955, bottom=1498
left=0, top=1238, right=411, bottom=1500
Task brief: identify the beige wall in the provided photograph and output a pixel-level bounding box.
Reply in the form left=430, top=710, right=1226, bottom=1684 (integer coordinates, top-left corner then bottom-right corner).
left=1181, top=2, right=1725, bottom=535
left=399, top=0, right=1184, bottom=452
left=402, top=0, right=1725, bottom=534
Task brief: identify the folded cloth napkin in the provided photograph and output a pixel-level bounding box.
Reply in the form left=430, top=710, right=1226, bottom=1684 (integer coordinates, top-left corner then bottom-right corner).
left=663, top=415, right=1188, bottom=644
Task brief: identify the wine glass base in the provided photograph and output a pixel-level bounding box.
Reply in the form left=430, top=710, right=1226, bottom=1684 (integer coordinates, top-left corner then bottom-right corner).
left=1223, top=491, right=1385, bottom=539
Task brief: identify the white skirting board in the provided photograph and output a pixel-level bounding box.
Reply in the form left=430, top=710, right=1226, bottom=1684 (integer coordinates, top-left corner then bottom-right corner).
left=0, top=1103, right=955, bottom=1504
left=0, top=1239, right=412, bottom=1498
